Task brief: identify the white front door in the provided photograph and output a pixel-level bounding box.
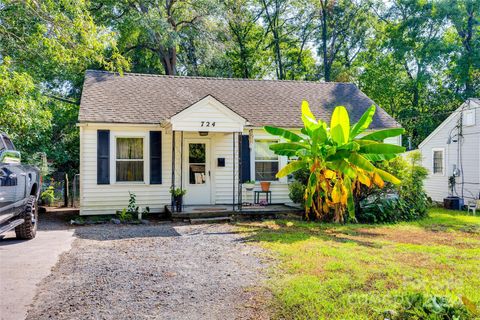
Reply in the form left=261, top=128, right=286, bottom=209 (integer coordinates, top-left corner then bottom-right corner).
left=184, top=139, right=212, bottom=205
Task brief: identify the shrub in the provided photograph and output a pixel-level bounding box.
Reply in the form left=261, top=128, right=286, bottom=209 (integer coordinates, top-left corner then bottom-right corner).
left=386, top=292, right=475, bottom=320
left=116, top=192, right=150, bottom=222
left=356, top=151, right=430, bottom=223
left=289, top=181, right=306, bottom=206
left=40, top=186, right=55, bottom=206
left=117, top=208, right=133, bottom=222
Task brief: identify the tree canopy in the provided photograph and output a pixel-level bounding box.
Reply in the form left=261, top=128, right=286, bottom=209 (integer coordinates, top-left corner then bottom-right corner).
left=0, top=0, right=478, bottom=175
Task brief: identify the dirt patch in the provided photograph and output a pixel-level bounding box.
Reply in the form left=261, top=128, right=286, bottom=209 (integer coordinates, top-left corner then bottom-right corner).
left=26, top=223, right=270, bottom=320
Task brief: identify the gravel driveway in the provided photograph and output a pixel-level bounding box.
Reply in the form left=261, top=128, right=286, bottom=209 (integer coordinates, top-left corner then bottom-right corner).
left=26, top=222, right=270, bottom=320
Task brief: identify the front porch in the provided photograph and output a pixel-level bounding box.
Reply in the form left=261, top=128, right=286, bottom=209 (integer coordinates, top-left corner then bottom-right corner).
left=165, top=204, right=303, bottom=221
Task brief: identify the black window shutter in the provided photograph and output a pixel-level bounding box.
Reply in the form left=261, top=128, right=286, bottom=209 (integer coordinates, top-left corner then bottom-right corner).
left=150, top=131, right=162, bottom=184
left=241, top=135, right=251, bottom=183
left=97, top=130, right=110, bottom=184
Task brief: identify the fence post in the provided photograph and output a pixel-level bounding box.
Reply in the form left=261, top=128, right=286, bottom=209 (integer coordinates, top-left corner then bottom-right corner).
left=64, top=173, right=69, bottom=207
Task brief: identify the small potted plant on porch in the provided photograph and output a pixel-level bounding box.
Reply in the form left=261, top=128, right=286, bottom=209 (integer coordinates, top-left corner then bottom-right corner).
left=260, top=181, right=271, bottom=192
left=170, top=187, right=187, bottom=212
left=243, top=180, right=256, bottom=191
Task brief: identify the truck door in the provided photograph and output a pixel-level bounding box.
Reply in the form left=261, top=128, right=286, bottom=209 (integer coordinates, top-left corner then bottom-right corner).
left=0, top=138, right=17, bottom=215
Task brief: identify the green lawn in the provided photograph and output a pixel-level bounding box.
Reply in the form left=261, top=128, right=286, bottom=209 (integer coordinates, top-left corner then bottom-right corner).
left=238, top=208, right=480, bottom=319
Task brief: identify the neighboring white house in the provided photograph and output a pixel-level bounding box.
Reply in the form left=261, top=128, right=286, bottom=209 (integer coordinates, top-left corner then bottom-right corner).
left=418, top=98, right=480, bottom=203
left=78, top=70, right=401, bottom=215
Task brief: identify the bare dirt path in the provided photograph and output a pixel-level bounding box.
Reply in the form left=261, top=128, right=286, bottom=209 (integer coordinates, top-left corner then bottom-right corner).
left=25, top=223, right=270, bottom=320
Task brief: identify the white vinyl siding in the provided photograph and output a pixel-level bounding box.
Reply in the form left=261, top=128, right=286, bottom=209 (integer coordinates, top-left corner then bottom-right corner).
left=79, top=123, right=407, bottom=214
left=80, top=126, right=171, bottom=215
left=419, top=100, right=480, bottom=202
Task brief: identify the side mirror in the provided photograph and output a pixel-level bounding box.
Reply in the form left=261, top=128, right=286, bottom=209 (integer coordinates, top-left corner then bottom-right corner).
left=0, top=150, right=21, bottom=164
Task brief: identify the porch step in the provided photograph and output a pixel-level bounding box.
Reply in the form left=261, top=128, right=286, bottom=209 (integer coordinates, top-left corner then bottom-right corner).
left=189, top=216, right=233, bottom=224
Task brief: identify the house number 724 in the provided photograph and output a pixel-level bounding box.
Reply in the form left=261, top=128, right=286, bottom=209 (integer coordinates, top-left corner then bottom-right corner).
left=200, top=121, right=216, bottom=127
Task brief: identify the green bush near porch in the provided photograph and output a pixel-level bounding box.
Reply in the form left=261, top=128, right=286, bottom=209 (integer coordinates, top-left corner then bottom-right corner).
left=237, top=208, right=480, bottom=319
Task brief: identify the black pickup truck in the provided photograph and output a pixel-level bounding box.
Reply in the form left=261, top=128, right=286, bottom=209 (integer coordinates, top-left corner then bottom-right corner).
left=0, top=133, right=40, bottom=239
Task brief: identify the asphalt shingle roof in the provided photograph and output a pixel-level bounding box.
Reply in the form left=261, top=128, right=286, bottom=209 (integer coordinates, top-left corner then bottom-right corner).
left=79, top=70, right=400, bottom=129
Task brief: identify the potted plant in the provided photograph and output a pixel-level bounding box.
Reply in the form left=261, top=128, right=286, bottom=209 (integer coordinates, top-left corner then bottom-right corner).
left=260, top=181, right=271, bottom=192
left=243, top=180, right=256, bottom=191
left=170, top=187, right=187, bottom=212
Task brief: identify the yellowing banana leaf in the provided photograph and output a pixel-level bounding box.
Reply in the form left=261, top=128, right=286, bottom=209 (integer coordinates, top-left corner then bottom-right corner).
left=348, top=153, right=375, bottom=171
left=330, top=106, right=350, bottom=145
left=373, top=173, right=384, bottom=188
left=276, top=160, right=305, bottom=178
left=375, top=168, right=401, bottom=185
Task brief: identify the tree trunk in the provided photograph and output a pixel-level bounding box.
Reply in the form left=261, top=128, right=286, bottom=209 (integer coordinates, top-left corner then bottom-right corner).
left=239, top=39, right=250, bottom=78
left=273, top=33, right=284, bottom=79
left=159, top=46, right=177, bottom=75
left=321, top=1, right=330, bottom=82
left=463, top=4, right=474, bottom=97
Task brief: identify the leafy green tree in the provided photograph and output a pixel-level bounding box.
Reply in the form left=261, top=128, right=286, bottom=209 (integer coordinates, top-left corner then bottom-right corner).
left=265, top=101, right=404, bottom=222
left=440, top=0, right=480, bottom=99
left=224, top=0, right=269, bottom=78
left=315, top=0, right=372, bottom=82
left=0, top=0, right=127, bottom=176
left=94, top=0, right=218, bottom=75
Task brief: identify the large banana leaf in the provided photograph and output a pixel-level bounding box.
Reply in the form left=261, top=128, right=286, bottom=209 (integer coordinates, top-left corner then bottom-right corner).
left=359, top=143, right=405, bottom=154
left=330, top=106, right=350, bottom=145
left=350, top=105, right=376, bottom=138
left=348, top=153, right=375, bottom=171
left=375, top=168, right=401, bottom=184
left=301, top=101, right=318, bottom=130
left=264, top=126, right=303, bottom=142
left=363, top=153, right=398, bottom=162
left=360, top=128, right=405, bottom=141
left=269, top=142, right=306, bottom=152
left=276, top=160, right=305, bottom=178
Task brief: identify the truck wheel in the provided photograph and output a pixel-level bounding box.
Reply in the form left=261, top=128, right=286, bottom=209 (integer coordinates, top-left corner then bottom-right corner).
left=15, top=195, right=38, bottom=240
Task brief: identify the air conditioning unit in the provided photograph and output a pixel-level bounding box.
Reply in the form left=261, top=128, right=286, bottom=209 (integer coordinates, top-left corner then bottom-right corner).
left=443, top=196, right=464, bottom=210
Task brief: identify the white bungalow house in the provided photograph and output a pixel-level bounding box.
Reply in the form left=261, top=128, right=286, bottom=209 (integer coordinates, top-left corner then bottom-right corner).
left=78, top=70, right=401, bottom=215
left=418, top=98, right=480, bottom=204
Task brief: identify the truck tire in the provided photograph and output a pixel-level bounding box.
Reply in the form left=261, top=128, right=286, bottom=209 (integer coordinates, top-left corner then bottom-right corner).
left=15, top=195, right=38, bottom=240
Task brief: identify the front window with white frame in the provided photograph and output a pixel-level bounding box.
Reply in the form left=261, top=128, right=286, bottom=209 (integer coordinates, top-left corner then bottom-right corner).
left=432, top=148, right=444, bottom=175
left=254, top=139, right=279, bottom=181
left=116, top=137, right=144, bottom=182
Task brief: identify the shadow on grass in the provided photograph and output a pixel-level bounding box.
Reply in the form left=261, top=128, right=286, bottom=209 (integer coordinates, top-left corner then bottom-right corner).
left=234, top=221, right=383, bottom=248
left=234, top=209, right=480, bottom=247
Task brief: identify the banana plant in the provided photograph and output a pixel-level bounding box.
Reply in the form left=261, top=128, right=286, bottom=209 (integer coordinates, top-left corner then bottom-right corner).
left=265, top=101, right=405, bottom=222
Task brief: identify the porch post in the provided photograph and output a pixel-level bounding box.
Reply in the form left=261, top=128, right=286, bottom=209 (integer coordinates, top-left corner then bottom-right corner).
left=171, top=130, right=176, bottom=212
left=180, top=131, right=184, bottom=190
left=232, top=132, right=235, bottom=211
left=238, top=132, right=242, bottom=212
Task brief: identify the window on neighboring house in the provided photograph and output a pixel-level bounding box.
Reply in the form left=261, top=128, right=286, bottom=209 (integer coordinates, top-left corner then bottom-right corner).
left=116, top=137, right=144, bottom=182
left=463, top=109, right=476, bottom=126
left=254, top=139, right=279, bottom=181
left=433, top=149, right=444, bottom=175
